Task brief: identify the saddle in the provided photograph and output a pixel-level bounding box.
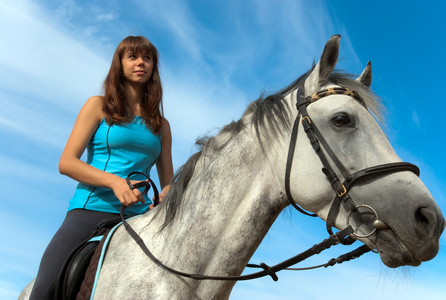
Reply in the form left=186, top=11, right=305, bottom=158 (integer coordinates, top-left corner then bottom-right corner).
left=55, top=218, right=122, bottom=300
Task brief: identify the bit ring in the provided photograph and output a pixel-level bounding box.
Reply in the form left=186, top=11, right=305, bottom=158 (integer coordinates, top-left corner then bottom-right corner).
left=347, top=204, right=379, bottom=238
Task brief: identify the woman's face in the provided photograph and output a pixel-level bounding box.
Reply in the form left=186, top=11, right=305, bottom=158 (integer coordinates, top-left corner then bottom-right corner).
left=121, top=50, right=154, bottom=85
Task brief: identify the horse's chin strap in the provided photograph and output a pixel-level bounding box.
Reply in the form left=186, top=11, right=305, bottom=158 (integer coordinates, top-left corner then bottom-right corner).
left=285, top=86, right=420, bottom=243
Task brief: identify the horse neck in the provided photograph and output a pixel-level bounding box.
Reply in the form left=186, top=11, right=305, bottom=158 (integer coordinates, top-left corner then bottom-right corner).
left=149, top=126, right=284, bottom=284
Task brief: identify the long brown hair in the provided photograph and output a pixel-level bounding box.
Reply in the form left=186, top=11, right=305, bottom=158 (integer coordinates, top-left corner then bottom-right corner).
left=102, top=36, right=164, bottom=134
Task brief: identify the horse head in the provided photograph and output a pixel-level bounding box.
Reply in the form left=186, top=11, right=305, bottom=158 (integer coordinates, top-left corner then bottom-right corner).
left=282, top=35, right=445, bottom=268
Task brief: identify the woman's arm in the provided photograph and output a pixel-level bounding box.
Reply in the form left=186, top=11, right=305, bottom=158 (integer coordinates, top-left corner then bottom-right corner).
left=155, top=119, right=174, bottom=203
left=59, top=96, right=144, bottom=207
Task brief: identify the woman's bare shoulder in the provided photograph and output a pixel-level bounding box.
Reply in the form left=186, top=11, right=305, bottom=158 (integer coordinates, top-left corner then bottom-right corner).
left=85, top=95, right=104, bottom=108
left=81, top=96, right=104, bottom=120
left=162, top=117, right=170, bottom=127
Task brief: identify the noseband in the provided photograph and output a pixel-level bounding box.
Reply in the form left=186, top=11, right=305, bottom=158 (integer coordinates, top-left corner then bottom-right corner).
left=285, top=86, right=420, bottom=243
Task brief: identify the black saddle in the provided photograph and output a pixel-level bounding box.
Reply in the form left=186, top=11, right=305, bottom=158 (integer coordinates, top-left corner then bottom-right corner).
left=55, top=218, right=122, bottom=300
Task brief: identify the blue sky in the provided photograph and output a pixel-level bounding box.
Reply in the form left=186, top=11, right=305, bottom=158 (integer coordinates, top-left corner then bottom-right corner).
left=1, top=0, right=445, bottom=299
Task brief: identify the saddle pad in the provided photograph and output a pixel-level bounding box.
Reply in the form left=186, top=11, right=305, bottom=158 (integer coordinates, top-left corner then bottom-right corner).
left=54, top=218, right=123, bottom=300
left=76, top=228, right=110, bottom=300
left=77, top=216, right=133, bottom=299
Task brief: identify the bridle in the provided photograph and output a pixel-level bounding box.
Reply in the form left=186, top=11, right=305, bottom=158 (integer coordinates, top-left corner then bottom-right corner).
left=119, top=86, right=421, bottom=282
left=285, top=86, right=420, bottom=243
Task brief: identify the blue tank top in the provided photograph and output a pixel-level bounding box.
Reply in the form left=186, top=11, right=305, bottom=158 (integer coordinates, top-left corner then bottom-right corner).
left=68, top=116, right=161, bottom=215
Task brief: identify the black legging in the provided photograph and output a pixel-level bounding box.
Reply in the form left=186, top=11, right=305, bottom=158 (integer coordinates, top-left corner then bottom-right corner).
left=30, top=209, right=119, bottom=300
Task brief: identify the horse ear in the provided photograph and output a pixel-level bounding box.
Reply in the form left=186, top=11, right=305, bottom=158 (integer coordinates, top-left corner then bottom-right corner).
left=304, top=35, right=341, bottom=95
left=356, top=61, right=372, bottom=87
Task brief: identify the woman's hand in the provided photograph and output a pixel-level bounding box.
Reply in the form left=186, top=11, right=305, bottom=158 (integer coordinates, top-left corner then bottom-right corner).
left=110, top=175, right=147, bottom=207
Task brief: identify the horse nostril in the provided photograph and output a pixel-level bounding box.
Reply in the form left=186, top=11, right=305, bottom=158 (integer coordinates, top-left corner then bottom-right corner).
left=414, top=207, right=435, bottom=237
left=415, top=207, right=429, bottom=224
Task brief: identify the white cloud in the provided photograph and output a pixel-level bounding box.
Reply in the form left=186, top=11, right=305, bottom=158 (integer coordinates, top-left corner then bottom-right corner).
left=0, top=91, right=72, bottom=150
left=0, top=280, right=22, bottom=300
left=139, top=0, right=205, bottom=61
left=96, top=13, right=116, bottom=22
left=0, top=1, right=108, bottom=110
left=412, top=109, right=420, bottom=127
left=0, top=152, right=65, bottom=184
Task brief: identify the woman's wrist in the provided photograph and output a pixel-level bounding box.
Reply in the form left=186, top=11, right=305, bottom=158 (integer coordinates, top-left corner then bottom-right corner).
left=106, top=173, right=124, bottom=190
left=160, top=184, right=170, bottom=193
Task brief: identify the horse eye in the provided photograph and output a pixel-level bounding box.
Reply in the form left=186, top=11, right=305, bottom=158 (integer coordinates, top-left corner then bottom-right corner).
left=332, top=114, right=352, bottom=127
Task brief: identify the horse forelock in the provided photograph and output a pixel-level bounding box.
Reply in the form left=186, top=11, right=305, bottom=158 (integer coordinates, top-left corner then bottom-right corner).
left=328, top=71, right=384, bottom=123
left=155, top=68, right=383, bottom=231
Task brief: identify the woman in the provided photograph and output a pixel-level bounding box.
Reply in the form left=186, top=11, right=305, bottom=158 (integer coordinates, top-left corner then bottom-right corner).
left=30, top=36, right=174, bottom=299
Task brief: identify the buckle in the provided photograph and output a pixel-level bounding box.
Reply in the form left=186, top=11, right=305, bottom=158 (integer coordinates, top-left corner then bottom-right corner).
left=337, top=185, right=347, bottom=197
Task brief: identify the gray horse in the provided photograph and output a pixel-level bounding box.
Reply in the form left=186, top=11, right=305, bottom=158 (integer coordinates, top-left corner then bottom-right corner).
left=20, top=35, right=444, bottom=300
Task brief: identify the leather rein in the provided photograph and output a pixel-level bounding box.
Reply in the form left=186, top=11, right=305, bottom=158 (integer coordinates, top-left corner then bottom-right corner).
left=120, top=86, right=420, bottom=282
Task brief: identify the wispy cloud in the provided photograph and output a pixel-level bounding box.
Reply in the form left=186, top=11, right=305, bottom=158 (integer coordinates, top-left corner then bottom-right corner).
left=144, top=0, right=204, bottom=61
left=412, top=109, right=420, bottom=127
left=0, top=2, right=109, bottom=105
left=0, top=1, right=113, bottom=154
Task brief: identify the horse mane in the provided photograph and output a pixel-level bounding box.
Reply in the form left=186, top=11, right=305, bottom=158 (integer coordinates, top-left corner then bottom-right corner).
left=155, top=67, right=383, bottom=230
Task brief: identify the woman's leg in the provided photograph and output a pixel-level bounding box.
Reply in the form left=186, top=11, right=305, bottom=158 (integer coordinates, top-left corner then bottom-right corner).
left=29, top=209, right=119, bottom=300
